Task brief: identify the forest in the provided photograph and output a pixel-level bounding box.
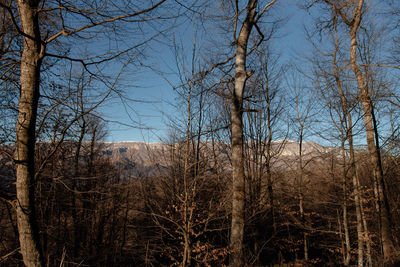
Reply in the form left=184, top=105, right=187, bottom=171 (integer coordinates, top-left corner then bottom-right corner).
left=0, top=0, right=400, bottom=266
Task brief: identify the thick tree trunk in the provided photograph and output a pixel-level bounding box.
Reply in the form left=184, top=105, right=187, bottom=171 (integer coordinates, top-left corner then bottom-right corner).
left=230, top=1, right=257, bottom=266
left=14, top=1, right=45, bottom=266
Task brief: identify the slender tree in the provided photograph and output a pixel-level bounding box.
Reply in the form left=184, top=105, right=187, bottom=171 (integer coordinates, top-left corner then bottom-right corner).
left=229, top=1, right=277, bottom=265
left=313, top=0, right=399, bottom=265
left=334, top=1, right=398, bottom=265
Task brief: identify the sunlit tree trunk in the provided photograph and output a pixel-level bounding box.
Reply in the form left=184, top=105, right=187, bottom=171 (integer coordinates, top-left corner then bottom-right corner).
left=230, top=1, right=258, bottom=266
left=345, top=1, right=398, bottom=265
left=337, top=56, right=364, bottom=267
left=331, top=21, right=362, bottom=265
left=340, top=137, right=351, bottom=266
left=14, top=1, right=45, bottom=266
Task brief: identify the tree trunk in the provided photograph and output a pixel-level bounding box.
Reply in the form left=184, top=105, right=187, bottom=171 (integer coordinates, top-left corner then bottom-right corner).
left=348, top=116, right=365, bottom=267
left=182, top=81, right=192, bottom=267
left=298, top=130, right=308, bottom=261
left=347, top=1, right=398, bottom=265
left=359, top=175, right=373, bottom=267
left=72, top=119, right=86, bottom=259
left=14, top=1, right=45, bottom=266
left=337, top=209, right=346, bottom=265
left=230, top=1, right=257, bottom=266
left=333, top=39, right=362, bottom=266
left=331, top=13, right=372, bottom=264
left=265, top=74, right=276, bottom=233
left=340, top=138, right=351, bottom=266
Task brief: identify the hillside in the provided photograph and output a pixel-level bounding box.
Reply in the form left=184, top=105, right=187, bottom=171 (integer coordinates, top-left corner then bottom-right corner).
left=101, top=140, right=337, bottom=177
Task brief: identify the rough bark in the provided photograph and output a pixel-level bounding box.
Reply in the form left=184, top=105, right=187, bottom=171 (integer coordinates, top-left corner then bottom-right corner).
left=14, top=1, right=45, bottom=266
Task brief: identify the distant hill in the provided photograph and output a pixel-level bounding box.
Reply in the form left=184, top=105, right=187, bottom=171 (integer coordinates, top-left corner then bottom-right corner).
left=101, top=140, right=338, bottom=178
left=0, top=140, right=342, bottom=181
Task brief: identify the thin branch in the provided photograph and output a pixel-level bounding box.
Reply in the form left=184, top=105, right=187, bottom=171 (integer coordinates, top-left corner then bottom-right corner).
left=0, top=247, right=20, bottom=263
left=34, top=63, right=127, bottom=179
left=255, top=0, right=277, bottom=23
left=233, top=0, right=239, bottom=43
left=0, top=3, right=32, bottom=40
left=44, top=0, right=167, bottom=43
left=254, top=22, right=265, bottom=47
left=360, top=63, right=400, bottom=71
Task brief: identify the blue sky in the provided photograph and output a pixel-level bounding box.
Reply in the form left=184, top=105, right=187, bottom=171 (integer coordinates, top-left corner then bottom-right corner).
left=96, top=0, right=398, bottom=146
left=100, top=0, right=312, bottom=143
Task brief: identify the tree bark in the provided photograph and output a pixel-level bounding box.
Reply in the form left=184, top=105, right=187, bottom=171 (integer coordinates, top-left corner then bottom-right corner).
left=230, top=1, right=257, bottom=266
left=346, top=0, right=398, bottom=265
left=14, top=1, right=45, bottom=266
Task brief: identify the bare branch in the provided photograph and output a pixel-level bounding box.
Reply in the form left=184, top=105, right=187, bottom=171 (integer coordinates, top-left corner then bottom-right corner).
left=44, top=0, right=167, bottom=43
left=255, top=0, right=277, bottom=23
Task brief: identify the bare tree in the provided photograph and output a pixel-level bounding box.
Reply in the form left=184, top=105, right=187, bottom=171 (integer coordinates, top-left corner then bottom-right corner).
left=308, top=0, right=399, bottom=265
left=286, top=67, right=316, bottom=262
left=228, top=1, right=277, bottom=265
left=310, top=12, right=369, bottom=264
left=330, top=1, right=398, bottom=265
left=0, top=1, right=172, bottom=266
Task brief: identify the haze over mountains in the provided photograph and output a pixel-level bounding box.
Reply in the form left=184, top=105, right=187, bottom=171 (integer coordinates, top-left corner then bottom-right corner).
left=102, top=140, right=338, bottom=178
left=0, top=140, right=359, bottom=181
